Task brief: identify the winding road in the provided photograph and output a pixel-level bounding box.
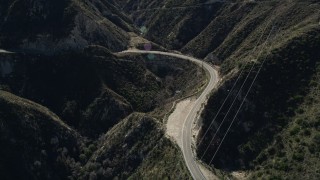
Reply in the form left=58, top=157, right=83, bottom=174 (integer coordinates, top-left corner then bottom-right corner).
left=117, top=50, right=219, bottom=180
left=1, top=47, right=219, bottom=179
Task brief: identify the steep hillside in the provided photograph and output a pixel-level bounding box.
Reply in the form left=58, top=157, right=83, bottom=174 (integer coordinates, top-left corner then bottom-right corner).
left=194, top=3, right=320, bottom=180
left=121, top=0, right=319, bottom=60
left=0, top=92, right=191, bottom=179
left=0, top=90, right=82, bottom=180
left=0, top=46, right=205, bottom=138
left=118, top=0, right=218, bottom=50
left=78, top=113, right=191, bottom=179
left=0, top=0, right=206, bottom=179
left=249, top=61, right=320, bottom=179
left=120, top=0, right=320, bottom=178
left=0, top=0, right=132, bottom=53
left=2, top=0, right=319, bottom=179
left=198, top=26, right=320, bottom=169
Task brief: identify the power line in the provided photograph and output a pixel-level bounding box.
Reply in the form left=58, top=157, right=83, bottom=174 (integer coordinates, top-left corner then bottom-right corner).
left=197, top=18, right=273, bottom=148
left=199, top=3, right=287, bottom=161
left=131, top=2, right=222, bottom=12
left=128, top=0, right=313, bottom=13
left=209, top=27, right=280, bottom=164
left=204, top=4, right=280, bottom=164
left=200, top=25, right=275, bottom=160
left=129, top=0, right=269, bottom=12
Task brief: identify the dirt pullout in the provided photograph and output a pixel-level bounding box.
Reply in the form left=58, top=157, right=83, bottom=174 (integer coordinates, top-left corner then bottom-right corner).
left=128, top=32, right=150, bottom=49
left=127, top=32, right=166, bottom=51
left=166, top=98, right=196, bottom=148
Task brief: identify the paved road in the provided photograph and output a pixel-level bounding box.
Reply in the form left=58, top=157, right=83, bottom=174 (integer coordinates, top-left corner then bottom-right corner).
left=117, top=50, right=219, bottom=180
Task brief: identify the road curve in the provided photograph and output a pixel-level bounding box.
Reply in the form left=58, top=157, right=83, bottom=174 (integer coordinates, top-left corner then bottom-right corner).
left=116, top=50, right=219, bottom=180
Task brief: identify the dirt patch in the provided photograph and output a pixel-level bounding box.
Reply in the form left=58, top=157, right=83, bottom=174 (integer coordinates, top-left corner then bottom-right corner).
left=166, top=97, right=196, bottom=148
left=231, top=171, right=249, bottom=180
left=128, top=32, right=150, bottom=49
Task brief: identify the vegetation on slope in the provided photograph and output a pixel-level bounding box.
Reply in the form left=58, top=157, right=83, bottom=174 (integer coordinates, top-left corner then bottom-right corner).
left=198, top=25, right=319, bottom=168
left=0, top=90, right=82, bottom=180
left=0, top=0, right=131, bottom=53
left=0, top=45, right=205, bottom=137
left=3, top=0, right=319, bottom=179
left=249, top=62, right=320, bottom=180
left=0, top=0, right=206, bottom=179
left=78, top=113, right=191, bottom=179
left=0, top=91, right=192, bottom=179
left=125, top=0, right=320, bottom=178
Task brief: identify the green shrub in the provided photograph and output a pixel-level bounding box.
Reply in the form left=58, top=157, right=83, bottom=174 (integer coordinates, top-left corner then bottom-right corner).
left=292, top=152, right=304, bottom=161
left=89, top=144, right=97, bottom=152
left=274, top=159, right=289, bottom=171
left=290, top=126, right=300, bottom=135
left=313, top=134, right=320, bottom=144
left=269, top=174, right=283, bottom=180
left=256, top=151, right=268, bottom=164
left=84, top=148, right=92, bottom=158
left=80, top=154, right=87, bottom=163
left=303, top=129, right=311, bottom=136
left=308, top=143, right=316, bottom=154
